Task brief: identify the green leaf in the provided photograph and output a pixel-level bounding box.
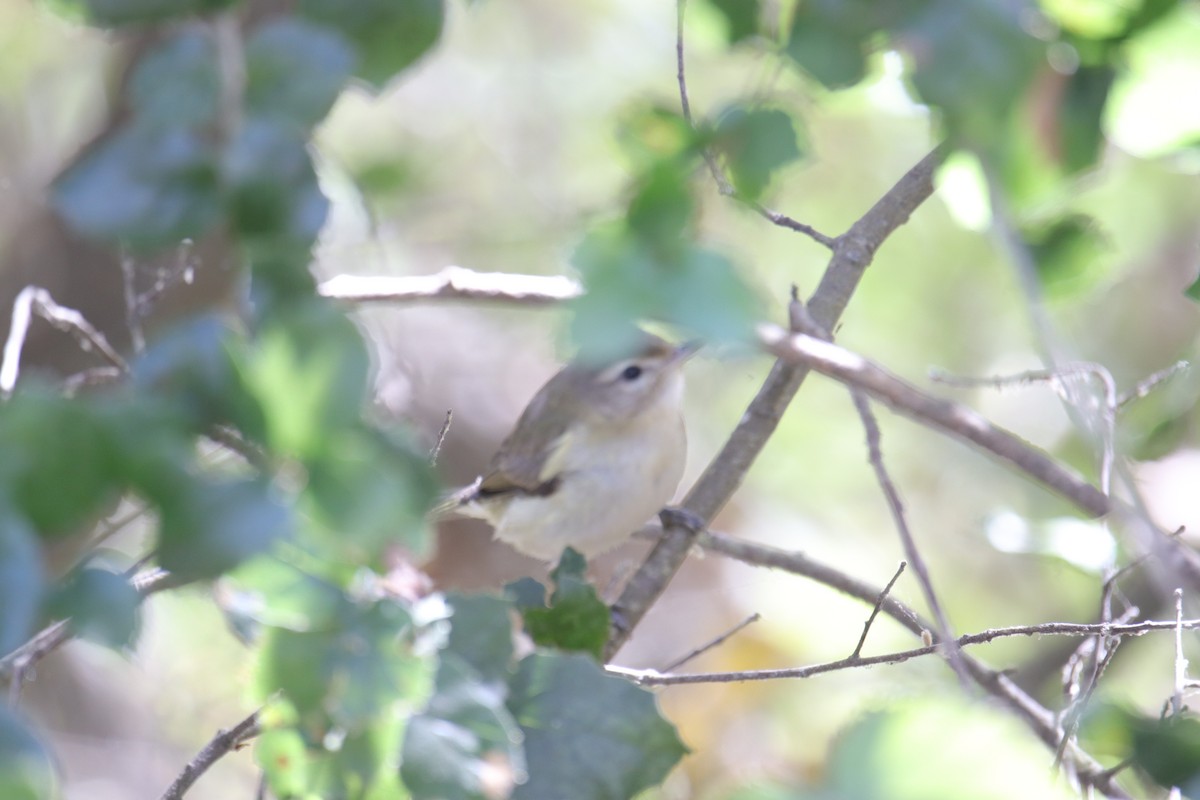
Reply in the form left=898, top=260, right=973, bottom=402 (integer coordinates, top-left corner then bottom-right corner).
left=298, top=0, right=444, bottom=87
left=704, top=0, right=761, bottom=44
left=713, top=106, right=805, bottom=200
left=0, top=709, right=57, bottom=800
left=402, top=655, right=525, bottom=800
left=53, top=118, right=221, bottom=250
left=626, top=160, right=695, bottom=251
left=73, top=0, right=235, bottom=26
left=899, top=0, right=1045, bottom=151
left=0, top=390, right=123, bottom=536
left=255, top=597, right=432, bottom=731
left=245, top=19, right=357, bottom=127
left=304, top=427, right=438, bottom=561
left=222, top=117, right=329, bottom=244
left=46, top=564, right=141, bottom=649
left=519, top=549, right=609, bottom=659
left=507, top=653, right=687, bottom=800
left=1057, top=66, right=1115, bottom=174
left=128, top=30, right=219, bottom=126
left=257, top=726, right=311, bottom=797
left=785, top=0, right=881, bottom=89
left=1130, top=714, right=1200, bottom=793
left=1023, top=214, right=1109, bottom=295
left=443, top=593, right=515, bottom=682
left=226, top=554, right=349, bottom=633
left=0, top=510, right=43, bottom=656
left=157, top=477, right=292, bottom=581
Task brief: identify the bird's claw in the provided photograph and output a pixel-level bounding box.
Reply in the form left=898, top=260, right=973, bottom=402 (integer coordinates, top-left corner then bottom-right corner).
left=659, top=506, right=705, bottom=533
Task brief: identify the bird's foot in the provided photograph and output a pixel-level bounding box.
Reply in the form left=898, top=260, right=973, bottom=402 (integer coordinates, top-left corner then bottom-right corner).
left=658, top=506, right=706, bottom=534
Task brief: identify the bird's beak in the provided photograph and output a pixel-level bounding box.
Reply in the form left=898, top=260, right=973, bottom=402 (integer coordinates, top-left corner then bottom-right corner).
left=671, top=340, right=703, bottom=364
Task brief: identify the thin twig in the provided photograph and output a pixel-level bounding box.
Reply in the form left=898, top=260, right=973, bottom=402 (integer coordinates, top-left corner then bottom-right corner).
left=1, top=286, right=130, bottom=397
left=1118, top=360, right=1189, bottom=410
left=661, top=613, right=762, bottom=672
left=849, top=561, right=906, bottom=660
left=632, top=522, right=1130, bottom=798
left=1174, top=588, right=1188, bottom=716
left=119, top=252, right=146, bottom=354
left=429, top=410, right=453, bottom=467
left=850, top=390, right=969, bottom=686
left=318, top=268, right=583, bottom=306
left=758, top=326, right=1111, bottom=518
left=61, top=366, right=124, bottom=395
left=609, top=617, right=1200, bottom=687
left=158, top=708, right=261, bottom=800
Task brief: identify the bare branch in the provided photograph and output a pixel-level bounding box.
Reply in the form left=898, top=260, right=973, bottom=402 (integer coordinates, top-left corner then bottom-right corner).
left=662, top=613, right=762, bottom=672
left=606, top=146, right=943, bottom=660
left=318, top=268, right=583, bottom=306
left=758, top=325, right=1111, bottom=518
left=1174, top=588, right=1188, bottom=716
left=850, top=391, right=968, bottom=684
left=1118, top=360, right=1189, bottom=410
left=2, top=286, right=130, bottom=397
left=850, top=561, right=906, bottom=660
left=429, top=410, right=453, bottom=467
left=158, top=708, right=260, bottom=800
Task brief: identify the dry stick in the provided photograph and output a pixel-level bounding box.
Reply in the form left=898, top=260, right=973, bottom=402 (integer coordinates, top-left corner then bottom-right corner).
left=757, top=326, right=1111, bottom=518
left=1, top=286, right=131, bottom=397
left=1173, top=588, right=1188, bottom=716
left=1118, top=360, right=1189, bottom=410
left=609, top=617, right=1200, bottom=687
left=661, top=613, right=762, bottom=673
left=158, top=708, right=261, bottom=800
left=429, top=410, right=454, bottom=467
left=850, top=391, right=969, bottom=686
left=319, top=267, right=583, bottom=306
left=849, top=561, right=906, bottom=660
left=605, top=147, right=944, bottom=661
left=656, top=526, right=1131, bottom=799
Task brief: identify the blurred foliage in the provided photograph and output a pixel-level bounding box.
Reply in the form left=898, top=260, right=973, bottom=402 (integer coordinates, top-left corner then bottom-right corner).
left=2, top=0, right=1200, bottom=797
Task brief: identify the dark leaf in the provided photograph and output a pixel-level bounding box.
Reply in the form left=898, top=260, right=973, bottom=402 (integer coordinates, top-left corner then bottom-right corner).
left=157, top=477, right=291, bottom=581
left=128, top=30, right=219, bottom=126
left=443, top=593, right=515, bottom=682
left=74, top=0, right=234, bottom=26
left=47, top=563, right=141, bottom=649
left=1131, top=714, right=1200, bottom=792
left=298, top=0, right=444, bottom=87
left=0, top=510, right=43, bottom=656
left=245, top=19, right=357, bottom=127
left=704, top=0, right=761, bottom=44
left=1057, top=66, right=1115, bottom=174
left=626, top=160, right=695, bottom=250
left=1023, top=214, right=1108, bottom=295
left=520, top=549, right=609, bottom=659
left=713, top=106, right=805, bottom=200
left=507, top=653, right=687, bottom=800
left=53, top=119, right=221, bottom=250
left=785, top=0, right=881, bottom=89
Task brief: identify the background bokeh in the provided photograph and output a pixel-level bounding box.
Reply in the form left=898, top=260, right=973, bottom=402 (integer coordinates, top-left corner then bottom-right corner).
left=3, top=0, right=1200, bottom=797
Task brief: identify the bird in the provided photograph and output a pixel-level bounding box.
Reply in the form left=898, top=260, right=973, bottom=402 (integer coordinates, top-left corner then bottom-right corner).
left=442, top=332, right=696, bottom=562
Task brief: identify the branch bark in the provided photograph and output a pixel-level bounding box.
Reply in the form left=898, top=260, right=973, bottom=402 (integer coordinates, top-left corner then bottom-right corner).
left=605, top=146, right=945, bottom=660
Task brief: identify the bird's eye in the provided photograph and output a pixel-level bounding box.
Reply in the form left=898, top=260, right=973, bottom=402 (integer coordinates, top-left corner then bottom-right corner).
left=620, top=364, right=643, bottom=382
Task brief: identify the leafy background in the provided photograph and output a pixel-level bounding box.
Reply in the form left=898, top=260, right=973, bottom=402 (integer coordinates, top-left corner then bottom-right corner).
left=1, top=0, right=1200, bottom=798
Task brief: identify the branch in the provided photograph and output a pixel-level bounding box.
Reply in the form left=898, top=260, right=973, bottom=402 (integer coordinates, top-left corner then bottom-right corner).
left=1, top=286, right=130, bottom=397
left=318, top=268, right=583, bottom=306
left=633, top=524, right=1132, bottom=798
left=662, top=613, right=761, bottom=672
left=757, top=325, right=1111, bottom=518
left=605, top=146, right=944, bottom=660
left=609, top=617, right=1200, bottom=687
left=849, top=561, right=906, bottom=660
left=158, top=708, right=260, bottom=800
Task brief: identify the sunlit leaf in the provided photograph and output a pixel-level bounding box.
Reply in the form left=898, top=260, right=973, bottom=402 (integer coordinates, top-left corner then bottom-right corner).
left=257, top=725, right=311, bottom=797
left=507, top=653, right=687, bottom=799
